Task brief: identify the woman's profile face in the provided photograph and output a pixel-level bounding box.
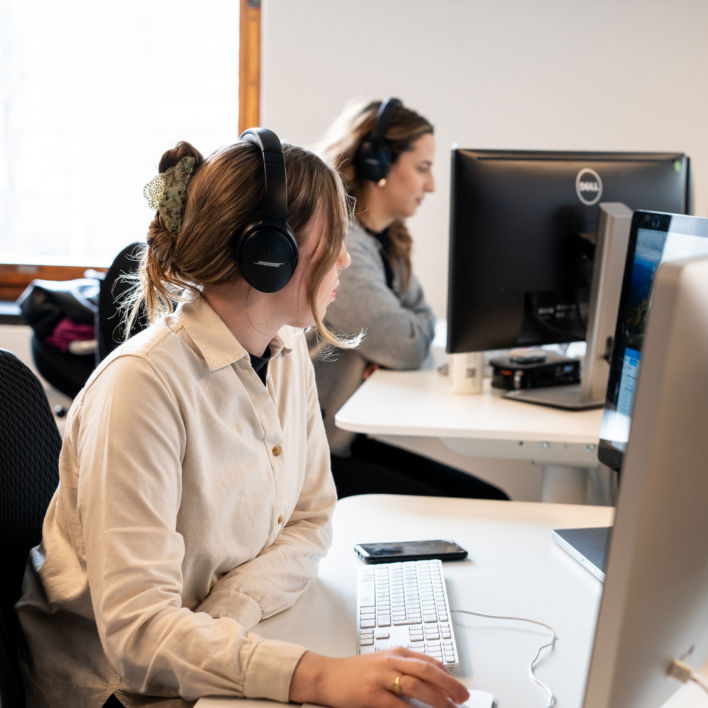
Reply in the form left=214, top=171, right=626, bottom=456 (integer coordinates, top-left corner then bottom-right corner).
left=382, top=132, right=436, bottom=219
left=282, top=209, right=350, bottom=327
left=314, top=240, right=350, bottom=320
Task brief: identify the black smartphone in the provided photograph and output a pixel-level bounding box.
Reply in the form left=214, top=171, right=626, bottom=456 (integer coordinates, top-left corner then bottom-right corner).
left=353, top=539, right=468, bottom=563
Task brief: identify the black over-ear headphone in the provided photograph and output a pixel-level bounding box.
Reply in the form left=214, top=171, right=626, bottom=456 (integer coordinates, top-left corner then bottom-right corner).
left=234, top=128, right=298, bottom=293
left=354, top=97, right=403, bottom=184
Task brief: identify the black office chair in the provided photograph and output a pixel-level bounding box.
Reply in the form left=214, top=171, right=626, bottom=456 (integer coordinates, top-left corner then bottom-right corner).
left=95, top=241, right=148, bottom=364
left=0, top=349, right=61, bottom=708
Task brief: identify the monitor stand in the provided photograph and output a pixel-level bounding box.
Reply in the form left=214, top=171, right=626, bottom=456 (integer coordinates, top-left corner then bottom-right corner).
left=504, top=202, right=633, bottom=411
left=503, top=383, right=602, bottom=410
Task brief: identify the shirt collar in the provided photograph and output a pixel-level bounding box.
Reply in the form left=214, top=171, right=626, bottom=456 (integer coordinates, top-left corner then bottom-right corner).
left=176, top=296, right=297, bottom=372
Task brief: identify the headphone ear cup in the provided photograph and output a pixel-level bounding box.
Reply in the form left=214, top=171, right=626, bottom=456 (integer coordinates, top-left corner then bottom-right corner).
left=235, top=223, right=299, bottom=293
left=355, top=138, right=392, bottom=183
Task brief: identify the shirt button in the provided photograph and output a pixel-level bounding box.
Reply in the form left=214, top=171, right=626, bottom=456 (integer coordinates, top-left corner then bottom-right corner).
left=277, top=514, right=284, bottom=524
left=272, top=445, right=282, bottom=457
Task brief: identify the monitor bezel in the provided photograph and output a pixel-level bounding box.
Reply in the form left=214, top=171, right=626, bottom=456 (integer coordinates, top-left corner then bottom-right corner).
left=597, top=210, right=708, bottom=471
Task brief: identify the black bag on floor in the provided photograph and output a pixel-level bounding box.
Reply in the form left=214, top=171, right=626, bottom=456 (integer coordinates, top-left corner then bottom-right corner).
left=17, top=278, right=99, bottom=398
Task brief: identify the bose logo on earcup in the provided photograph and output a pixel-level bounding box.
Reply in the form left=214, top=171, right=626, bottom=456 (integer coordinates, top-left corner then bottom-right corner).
left=234, top=128, right=299, bottom=293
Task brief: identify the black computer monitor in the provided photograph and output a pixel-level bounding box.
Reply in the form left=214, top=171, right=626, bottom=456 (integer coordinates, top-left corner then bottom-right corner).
left=598, top=210, right=708, bottom=472
left=446, top=150, right=692, bottom=355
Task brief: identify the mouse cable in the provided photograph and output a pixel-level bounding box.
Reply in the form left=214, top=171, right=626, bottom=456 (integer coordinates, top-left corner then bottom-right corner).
left=452, top=608, right=557, bottom=708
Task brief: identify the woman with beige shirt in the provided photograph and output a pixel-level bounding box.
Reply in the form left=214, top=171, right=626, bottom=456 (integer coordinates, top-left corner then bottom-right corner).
left=16, top=130, right=468, bottom=708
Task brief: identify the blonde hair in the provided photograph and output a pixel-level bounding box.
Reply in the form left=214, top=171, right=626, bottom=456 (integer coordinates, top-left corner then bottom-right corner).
left=318, top=98, right=434, bottom=291
left=127, top=138, right=353, bottom=347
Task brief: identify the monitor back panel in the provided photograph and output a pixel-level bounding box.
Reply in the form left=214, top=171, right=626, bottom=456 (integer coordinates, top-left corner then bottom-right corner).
left=447, top=150, right=690, bottom=353
left=583, top=255, right=708, bottom=707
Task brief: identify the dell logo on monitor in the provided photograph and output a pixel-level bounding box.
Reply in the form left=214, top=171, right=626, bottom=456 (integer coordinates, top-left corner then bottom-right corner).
left=575, top=168, right=603, bottom=205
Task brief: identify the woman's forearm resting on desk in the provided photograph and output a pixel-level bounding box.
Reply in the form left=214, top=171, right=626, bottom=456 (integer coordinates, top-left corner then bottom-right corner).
left=290, top=647, right=469, bottom=708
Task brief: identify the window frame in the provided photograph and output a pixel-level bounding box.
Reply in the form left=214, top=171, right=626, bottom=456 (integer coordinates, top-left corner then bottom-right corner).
left=0, top=0, right=262, bottom=303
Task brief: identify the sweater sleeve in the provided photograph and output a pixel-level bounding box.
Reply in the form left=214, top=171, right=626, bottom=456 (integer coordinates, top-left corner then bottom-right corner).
left=74, top=355, right=306, bottom=702
left=325, top=224, right=436, bottom=370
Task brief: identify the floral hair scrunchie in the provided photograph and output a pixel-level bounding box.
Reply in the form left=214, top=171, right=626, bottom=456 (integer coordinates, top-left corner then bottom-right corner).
left=143, top=155, right=196, bottom=233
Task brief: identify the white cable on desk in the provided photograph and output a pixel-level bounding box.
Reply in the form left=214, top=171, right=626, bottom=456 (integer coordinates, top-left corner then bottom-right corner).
left=452, top=608, right=557, bottom=708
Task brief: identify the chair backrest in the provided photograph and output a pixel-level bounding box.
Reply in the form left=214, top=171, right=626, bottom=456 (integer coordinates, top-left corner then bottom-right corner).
left=96, top=241, right=148, bottom=364
left=0, top=348, right=61, bottom=707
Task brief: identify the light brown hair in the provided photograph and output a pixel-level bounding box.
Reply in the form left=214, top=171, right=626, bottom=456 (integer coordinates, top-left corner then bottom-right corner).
left=127, top=138, right=351, bottom=346
left=318, top=99, right=434, bottom=291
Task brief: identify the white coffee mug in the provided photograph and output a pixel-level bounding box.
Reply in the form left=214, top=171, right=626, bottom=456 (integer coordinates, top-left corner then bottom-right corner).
left=448, top=351, right=484, bottom=394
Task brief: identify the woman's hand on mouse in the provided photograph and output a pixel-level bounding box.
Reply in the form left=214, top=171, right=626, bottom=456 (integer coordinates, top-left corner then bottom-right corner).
left=289, top=647, right=469, bottom=708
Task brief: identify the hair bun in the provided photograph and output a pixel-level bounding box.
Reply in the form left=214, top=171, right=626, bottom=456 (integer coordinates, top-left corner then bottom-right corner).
left=159, top=141, right=204, bottom=174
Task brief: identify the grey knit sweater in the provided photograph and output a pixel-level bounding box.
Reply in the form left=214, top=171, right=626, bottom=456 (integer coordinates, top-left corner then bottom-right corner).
left=308, top=220, right=435, bottom=456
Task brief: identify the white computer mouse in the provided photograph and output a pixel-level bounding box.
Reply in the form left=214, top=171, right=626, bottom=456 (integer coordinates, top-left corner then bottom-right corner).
left=403, top=691, right=495, bottom=708
left=464, top=691, right=496, bottom=708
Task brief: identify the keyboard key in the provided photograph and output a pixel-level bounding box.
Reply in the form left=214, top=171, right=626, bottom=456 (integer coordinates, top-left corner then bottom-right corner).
left=392, top=617, right=421, bottom=626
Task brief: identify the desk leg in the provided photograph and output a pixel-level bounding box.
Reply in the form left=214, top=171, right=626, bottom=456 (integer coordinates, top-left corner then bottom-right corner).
left=541, top=465, right=590, bottom=504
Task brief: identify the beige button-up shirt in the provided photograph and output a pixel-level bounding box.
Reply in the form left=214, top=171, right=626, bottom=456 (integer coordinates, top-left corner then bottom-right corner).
left=17, top=296, right=337, bottom=707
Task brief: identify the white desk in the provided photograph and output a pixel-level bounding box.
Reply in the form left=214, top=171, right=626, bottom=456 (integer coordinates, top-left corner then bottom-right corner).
left=197, top=495, right=704, bottom=708
left=335, top=368, right=606, bottom=503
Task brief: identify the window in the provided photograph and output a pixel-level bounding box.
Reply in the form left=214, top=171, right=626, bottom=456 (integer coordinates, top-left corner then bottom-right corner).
left=0, top=1, right=240, bottom=277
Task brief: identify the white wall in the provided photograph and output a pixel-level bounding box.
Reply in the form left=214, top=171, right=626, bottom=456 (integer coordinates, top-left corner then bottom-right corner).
left=261, top=0, right=708, bottom=317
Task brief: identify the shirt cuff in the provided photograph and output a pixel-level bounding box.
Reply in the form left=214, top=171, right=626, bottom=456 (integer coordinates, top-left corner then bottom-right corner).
left=197, top=588, right=263, bottom=631
left=243, top=639, right=307, bottom=702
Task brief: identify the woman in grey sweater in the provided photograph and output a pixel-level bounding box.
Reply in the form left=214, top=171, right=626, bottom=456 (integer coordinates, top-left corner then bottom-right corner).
left=309, top=98, right=508, bottom=500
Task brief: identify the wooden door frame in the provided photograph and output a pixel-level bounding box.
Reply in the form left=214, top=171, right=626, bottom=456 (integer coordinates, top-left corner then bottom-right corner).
left=239, top=0, right=262, bottom=133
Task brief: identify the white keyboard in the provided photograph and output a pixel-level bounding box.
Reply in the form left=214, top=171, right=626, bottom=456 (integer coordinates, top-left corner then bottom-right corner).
left=356, top=559, right=459, bottom=666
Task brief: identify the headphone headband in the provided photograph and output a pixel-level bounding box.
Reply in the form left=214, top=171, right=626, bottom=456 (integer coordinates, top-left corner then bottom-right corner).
left=240, top=128, right=288, bottom=224
left=371, top=97, right=402, bottom=142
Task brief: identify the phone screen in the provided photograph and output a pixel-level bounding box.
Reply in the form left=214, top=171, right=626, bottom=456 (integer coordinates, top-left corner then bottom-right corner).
left=354, top=539, right=468, bottom=563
